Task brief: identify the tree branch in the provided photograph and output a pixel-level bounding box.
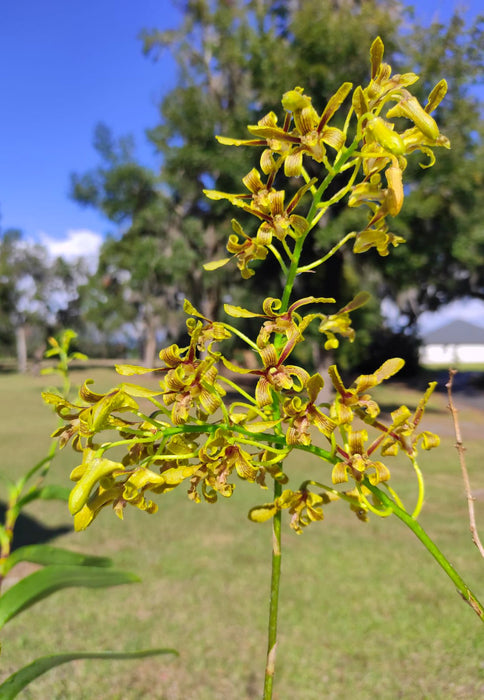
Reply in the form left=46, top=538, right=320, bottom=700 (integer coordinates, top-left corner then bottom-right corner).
left=446, top=369, right=484, bottom=559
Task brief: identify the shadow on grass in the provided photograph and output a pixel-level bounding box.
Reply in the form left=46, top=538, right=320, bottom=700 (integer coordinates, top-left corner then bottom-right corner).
left=0, top=365, right=18, bottom=374
left=0, top=502, right=71, bottom=551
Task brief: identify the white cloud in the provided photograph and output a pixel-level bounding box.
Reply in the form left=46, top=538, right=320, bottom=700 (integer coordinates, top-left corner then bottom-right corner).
left=40, top=228, right=103, bottom=260
left=418, top=298, right=484, bottom=333
left=382, top=296, right=484, bottom=334
left=39, top=229, right=103, bottom=273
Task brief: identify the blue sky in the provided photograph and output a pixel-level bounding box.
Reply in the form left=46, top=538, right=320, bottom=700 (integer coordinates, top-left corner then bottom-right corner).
left=1, top=0, right=181, bottom=243
left=1, top=0, right=483, bottom=330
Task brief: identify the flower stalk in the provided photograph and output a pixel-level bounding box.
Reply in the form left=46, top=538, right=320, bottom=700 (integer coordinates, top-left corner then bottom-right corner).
left=263, top=481, right=282, bottom=700
left=365, top=479, right=484, bottom=620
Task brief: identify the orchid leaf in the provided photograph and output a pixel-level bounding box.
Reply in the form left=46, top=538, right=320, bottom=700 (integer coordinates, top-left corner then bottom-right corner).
left=3, top=545, right=111, bottom=576
left=17, top=484, right=70, bottom=509
left=0, top=648, right=178, bottom=699
left=0, top=565, right=139, bottom=629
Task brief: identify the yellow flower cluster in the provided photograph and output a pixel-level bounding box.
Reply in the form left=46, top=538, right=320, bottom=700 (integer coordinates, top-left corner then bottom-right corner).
left=44, top=38, right=445, bottom=535
left=44, top=296, right=439, bottom=532
left=349, top=37, right=449, bottom=255
left=205, top=37, right=448, bottom=275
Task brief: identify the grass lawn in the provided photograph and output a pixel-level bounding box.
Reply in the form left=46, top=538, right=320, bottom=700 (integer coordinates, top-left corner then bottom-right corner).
left=0, top=366, right=483, bottom=699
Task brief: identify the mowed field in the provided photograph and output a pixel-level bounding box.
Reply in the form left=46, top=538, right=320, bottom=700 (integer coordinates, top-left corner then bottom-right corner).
left=0, top=366, right=483, bottom=699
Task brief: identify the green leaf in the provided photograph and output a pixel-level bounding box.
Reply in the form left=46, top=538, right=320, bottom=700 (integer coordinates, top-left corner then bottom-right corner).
left=3, top=545, right=112, bottom=576
left=37, top=484, right=71, bottom=501
left=0, top=565, right=140, bottom=629
left=71, top=351, right=88, bottom=361
left=17, top=484, right=71, bottom=509
left=0, top=648, right=178, bottom=699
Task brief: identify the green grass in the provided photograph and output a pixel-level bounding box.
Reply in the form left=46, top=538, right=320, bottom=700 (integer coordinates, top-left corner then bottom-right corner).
left=1, top=368, right=483, bottom=699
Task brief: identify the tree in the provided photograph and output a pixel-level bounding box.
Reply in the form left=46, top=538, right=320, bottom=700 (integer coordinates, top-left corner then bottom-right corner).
left=0, top=228, right=88, bottom=371
left=73, top=1, right=483, bottom=368
left=0, top=230, right=51, bottom=371
left=142, top=1, right=483, bottom=351
left=72, top=124, right=202, bottom=365
left=141, top=0, right=404, bottom=369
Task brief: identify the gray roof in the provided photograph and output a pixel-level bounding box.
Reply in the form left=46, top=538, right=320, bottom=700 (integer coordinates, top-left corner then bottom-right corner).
left=423, top=320, right=484, bottom=345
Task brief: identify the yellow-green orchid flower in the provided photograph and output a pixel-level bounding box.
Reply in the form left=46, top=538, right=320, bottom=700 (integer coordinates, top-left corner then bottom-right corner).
left=331, top=426, right=391, bottom=486
left=282, top=373, right=336, bottom=446
left=328, top=358, right=405, bottom=425
left=204, top=218, right=269, bottom=278
left=222, top=341, right=309, bottom=408
left=380, top=382, right=440, bottom=458
left=205, top=171, right=313, bottom=244
left=246, top=84, right=350, bottom=177
left=317, top=291, right=370, bottom=349
left=224, top=295, right=335, bottom=348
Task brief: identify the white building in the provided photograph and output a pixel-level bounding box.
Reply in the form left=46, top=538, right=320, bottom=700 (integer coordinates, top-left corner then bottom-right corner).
left=420, top=320, right=484, bottom=366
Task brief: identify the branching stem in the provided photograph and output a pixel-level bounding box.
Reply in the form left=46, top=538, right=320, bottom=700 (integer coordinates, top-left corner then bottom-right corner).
left=446, top=369, right=484, bottom=558
left=364, top=479, right=484, bottom=621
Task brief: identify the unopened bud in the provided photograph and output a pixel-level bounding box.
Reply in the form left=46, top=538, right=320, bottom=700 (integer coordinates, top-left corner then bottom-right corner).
left=385, top=165, right=404, bottom=216
left=367, top=117, right=406, bottom=155
left=388, top=95, right=439, bottom=140
left=282, top=87, right=312, bottom=112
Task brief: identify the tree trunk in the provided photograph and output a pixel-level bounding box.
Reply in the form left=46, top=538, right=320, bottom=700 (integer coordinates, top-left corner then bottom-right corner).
left=15, top=323, right=28, bottom=374
left=143, top=318, right=158, bottom=367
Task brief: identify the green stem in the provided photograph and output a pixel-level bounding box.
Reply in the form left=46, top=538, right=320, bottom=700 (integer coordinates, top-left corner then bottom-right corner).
left=280, top=235, right=306, bottom=311
left=306, top=137, right=360, bottom=223
left=262, top=189, right=313, bottom=697
left=410, top=458, right=425, bottom=519
left=365, top=480, right=484, bottom=621
left=263, top=478, right=282, bottom=700
left=297, top=232, right=357, bottom=273
left=130, top=421, right=337, bottom=463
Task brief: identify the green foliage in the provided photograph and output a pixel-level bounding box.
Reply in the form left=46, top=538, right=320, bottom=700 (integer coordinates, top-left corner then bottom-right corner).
left=0, top=229, right=50, bottom=367
left=71, top=123, right=200, bottom=365
left=0, top=649, right=178, bottom=700
left=0, top=230, right=89, bottom=369
left=2, top=544, right=111, bottom=575
left=69, top=1, right=483, bottom=371
left=0, top=565, right=140, bottom=629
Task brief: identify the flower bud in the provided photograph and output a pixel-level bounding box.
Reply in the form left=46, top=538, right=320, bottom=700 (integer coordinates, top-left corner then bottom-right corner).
left=69, top=457, right=123, bottom=515
left=282, top=87, right=312, bottom=112
left=367, top=117, right=406, bottom=155
left=385, top=164, right=404, bottom=216
left=387, top=95, right=439, bottom=140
